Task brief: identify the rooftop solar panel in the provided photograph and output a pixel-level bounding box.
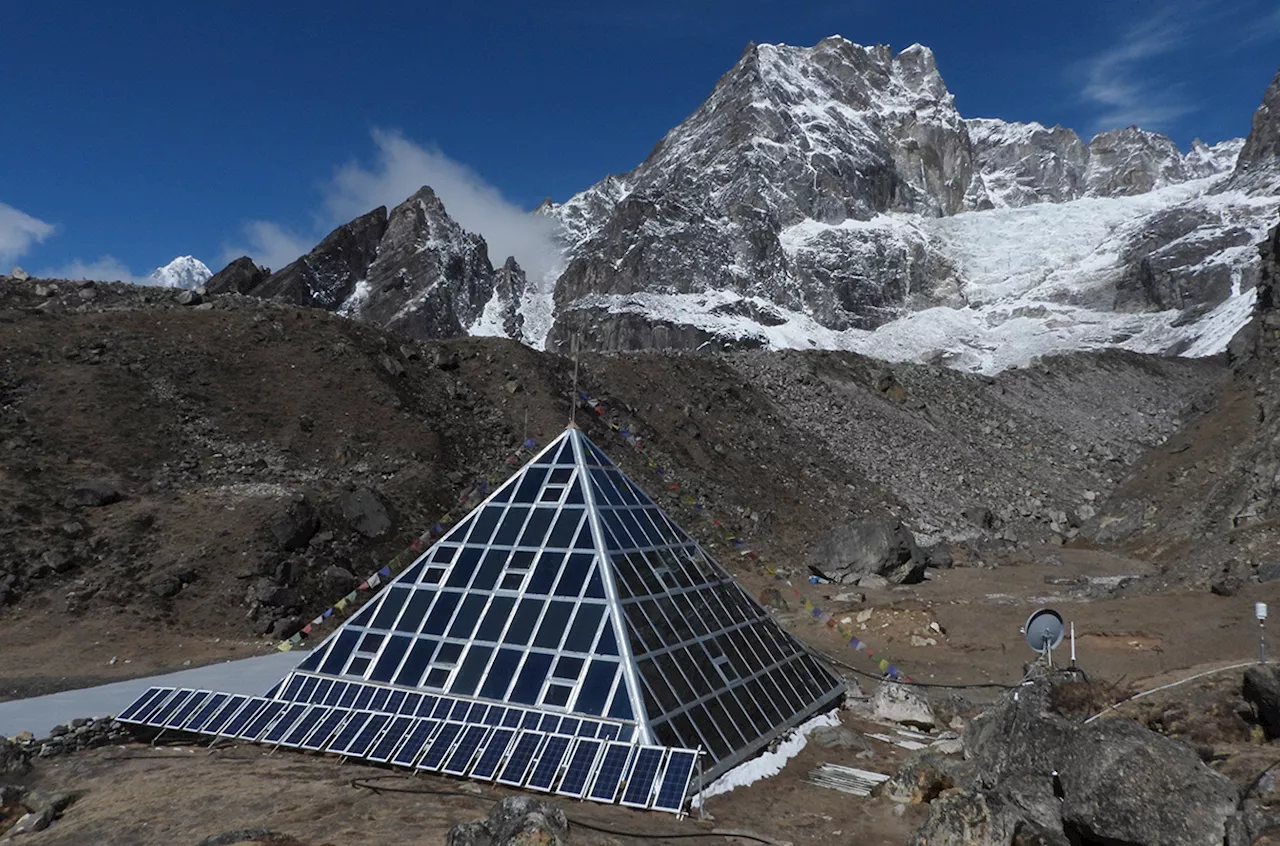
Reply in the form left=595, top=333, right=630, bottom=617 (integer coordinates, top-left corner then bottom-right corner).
left=345, top=714, right=392, bottom=758
left=326, top=712, right=374, bottom=754
left=497, top=731, right=546, bottom=787
left=417, top=722, right=463, bottom=772
left=262, top=703, right=309, bottom=745
left=281, top=706, right=331, bottom=748
left=222, top=698, right=270, bottom=737
left=300, top=709, right=349, bottom=751
left=367, top=716, right=415, bottom=763
left=442, top=725, right=490, bottom=775
left=239, top=701, right=288, bottom=741
left=390, top=719, right=439, bottom=768
left=202, top=695, right=252, bottom=735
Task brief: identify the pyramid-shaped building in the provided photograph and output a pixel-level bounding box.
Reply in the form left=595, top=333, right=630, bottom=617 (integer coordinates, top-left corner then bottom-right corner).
left=118, top=427, right=844, bottom=812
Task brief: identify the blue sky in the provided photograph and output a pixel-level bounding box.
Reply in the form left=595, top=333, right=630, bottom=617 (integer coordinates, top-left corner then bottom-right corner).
left=2, top=0, right=1277, bottom=281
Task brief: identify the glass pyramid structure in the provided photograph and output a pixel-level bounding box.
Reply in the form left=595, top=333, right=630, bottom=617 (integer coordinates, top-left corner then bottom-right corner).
left=117, top=426, right=843, bottom=810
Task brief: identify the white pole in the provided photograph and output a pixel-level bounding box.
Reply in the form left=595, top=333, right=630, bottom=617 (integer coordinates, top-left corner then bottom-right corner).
left=1070, top=622, right=1076, bottom=667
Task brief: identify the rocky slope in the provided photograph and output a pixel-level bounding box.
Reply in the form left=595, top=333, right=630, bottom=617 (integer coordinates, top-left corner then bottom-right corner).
left=0, top=272, right=1227, bottom=693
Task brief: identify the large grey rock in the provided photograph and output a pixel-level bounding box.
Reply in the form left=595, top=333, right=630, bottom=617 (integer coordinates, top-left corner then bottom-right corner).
left=10, top=266, right=30, bottom=281
left=1243, top=665, right=1280, bottom=739
left=268, top=498, right=319, bottom=551
left=813, top=516, right=926, bottom=585
left=64, top=480, right=123, bottom=509
left=340, top=488, right=391, bottom=539
left=446, top=796, right=569, bottom=846
left=913, top=788, right=1067, bottom=846
left=872, top=681, right=936, bottom=729
left=0, top=737, right=31, bottom=776
left=952, top=684, right=1240, bottom=846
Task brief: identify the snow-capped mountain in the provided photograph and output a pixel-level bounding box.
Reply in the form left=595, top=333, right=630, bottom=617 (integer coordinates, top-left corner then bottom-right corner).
left=145, top=255, right=212, bottom=289
left=536, top=40, right=1278, bottom=369
left=215, top=40, right=1279, bottom=375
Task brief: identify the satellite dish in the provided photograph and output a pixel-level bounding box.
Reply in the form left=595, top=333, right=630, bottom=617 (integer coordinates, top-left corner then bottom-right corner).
left=1023, top=608, right=1065, bottom=655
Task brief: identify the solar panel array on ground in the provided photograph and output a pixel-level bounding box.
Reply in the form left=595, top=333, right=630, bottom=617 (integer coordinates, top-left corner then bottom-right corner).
left=118, top=684, right=697, bottom=813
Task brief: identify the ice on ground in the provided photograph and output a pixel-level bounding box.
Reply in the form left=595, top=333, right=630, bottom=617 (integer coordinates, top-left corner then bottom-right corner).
left=695, top=709, right=841, bottom=802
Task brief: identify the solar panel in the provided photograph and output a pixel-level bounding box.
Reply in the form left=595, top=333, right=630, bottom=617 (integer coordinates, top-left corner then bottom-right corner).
left=587, top=742, right=634, bottom=803
left=496, top=731, right=545, bottom=786
left=117, top=687, right=166, bottom=722
left=652, top=750, right=697, bottom=813
left=164, top=691, right=212, bottom=729
left=300, top=708, right=349, bottom=751
left=239, top=701, right=288, bottom=741
left=367, top=716, right=415, bottom=763
left=527, top=736, right=572, bottom=791
left=470, top=728, right=516, bottom=780
left=222, top=697, right=270, bottom=737
left=147, top=689, right=196, bottom=726
left=417, top=722, right=463, bottom=772
left=442, top=725, right=490, bottom=775
left=555, top=738, right=603, bottom=799
left=620, top=747, right=666, bottom=808
left=262, top=703, right=309, bottom=744
left=281, top=706, right=330, bottom=748
left=345, top=714, right=392, bottom=758
left=182, top=692, right=230, bottom=733
left=327, top=712, right=374, bottom=754
left=282, top=676, right=305, bottom=700
left=202, top=694, right=252, bottom=735
left=391, top=719, right=439, bottom=768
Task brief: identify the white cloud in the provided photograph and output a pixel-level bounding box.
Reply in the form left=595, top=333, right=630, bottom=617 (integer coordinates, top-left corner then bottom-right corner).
left=38, top=255, right=139, bottom=283
left=323, top=129, right=561, bottom=282
left=220, top=220, right=313, bottom=274
left=1080, top=10, right=1195, bottom=132
left=0, top=202, right=55, bottom=267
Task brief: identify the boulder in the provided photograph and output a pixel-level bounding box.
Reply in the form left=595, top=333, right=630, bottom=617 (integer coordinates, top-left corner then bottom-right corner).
left=1244, top=666, right=1280, bottom=739
left=269, top=498, right=319, bottom=551
left=175, top=289, right=202, bottom=306
left=885, top=751, right=969, bottom=803
left=340, top=488, right=391, bottom=539
left=914, top=789, right=1066, bottom=846
left=873, top=681, right=936, bottom=729
left=813, top=516, right=927, bottom=585
left=447, top=796, right=569, bottom=846
left=0, top=736, right=31, bottom=776
left=64, top=480, right=123, bottom=508
left=1056, top=717, right=1238, bottom=846
left=11, top=266, right=30, bottom=281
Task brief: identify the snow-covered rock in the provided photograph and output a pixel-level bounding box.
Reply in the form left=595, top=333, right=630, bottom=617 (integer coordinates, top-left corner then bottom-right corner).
left=144, top=256, right=211, bottom=289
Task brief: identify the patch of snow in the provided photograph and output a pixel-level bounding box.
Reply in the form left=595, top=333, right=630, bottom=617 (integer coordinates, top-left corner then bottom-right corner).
left=518, top=256, right=566, bottom=350
left=468, top=284, right=513, bottom=338
left=694, top=710, right=840, bottom=802
left=336, top=280, right=371, bottom=318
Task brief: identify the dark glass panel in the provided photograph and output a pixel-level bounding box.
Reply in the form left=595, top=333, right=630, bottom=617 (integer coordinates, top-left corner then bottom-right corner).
left=394, top=638, right=437, bottom=688
left=552, top=656, right=585, bottom=680
left=584, top=568, right=606, bottom=599
left=510, top=652, right=554, bottom=705
left=655, top=653, right=694, bottom=703
left=565, top=477, right=585, bottom=504
left=494, top=506, right=530, bottom=546
left=446, top=594, right=488, bottom=639
left=639, top=658, right=679, bottom=713
left=479, top=648, right=523, bottom=699
left=689, top=704, right=731, bottom=759
left=514, top=467, right=548, bottom=502
left=552, top=552, right=593, bottom=597
left=575, top=660, right=619, bottom=716
left=520, top=507, right=555, bottom=548
left=595, top=621, right=619, bottom=656
left=450, top=646, right=494, bottom=696
left=532, top=601, right=573, bottom=649
left=545, top=508, right=583, bottom=548
left=607, top=683, right=634, bottom=721
left=549, top=467, right=573, bottom=484
left=465, top=506, right=503, bottom=547
left=471, top=549, right=506, bottom=591
left=319, top=631, right=359, bottom=675
left=421, top=592, right=460, bottom=636
left=370, top=587, right=411, bottom=630
left=503, top=598, right=545, bottom=646
left=370, top=635, right=412, bottom=683
left=507, top=549, right=535, bottom=570
left=358, top=632, right=385, bottom=652
left=347, top=656, right=370, bottom=676
left=436, top=642, right=463, bottom=664
left=393, top=590, right=435, bottom=634
left=476, top=595, right=516, bottom=641
left=445, top=547, right=483, bottom=588
left=564, top=604, right=605, bottom=653
left=526, top=551, right=564, bottom=595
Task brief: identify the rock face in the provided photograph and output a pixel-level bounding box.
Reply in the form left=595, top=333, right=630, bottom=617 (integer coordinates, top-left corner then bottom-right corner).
left=872, top=681, right=936, bottom=729
left=966, top=118, right=1089, bottom=207
left=922, top=682, right=1242, bottom=846
left=340, top=488, right=391, bottom=539
left=238, top=188, right=528, bottom=343
left=205, top=256, right=269, bottom=295
left=813, top=516, right=926, bottom=584
left=1224, top=68, right=1280, bottom=194
left=447, top=797, right=569, bottom=846
left=1085, top=127, right=1194, bottom=197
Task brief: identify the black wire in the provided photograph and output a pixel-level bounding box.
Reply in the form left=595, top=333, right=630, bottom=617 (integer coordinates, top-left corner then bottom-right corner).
left=349, top=775, right=775, bottom=844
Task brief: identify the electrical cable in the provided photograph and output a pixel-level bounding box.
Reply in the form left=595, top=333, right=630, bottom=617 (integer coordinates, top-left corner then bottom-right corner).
left=1083, top=661, right=1259, bottom=724
left=816, top=648, right=1026, bottom=690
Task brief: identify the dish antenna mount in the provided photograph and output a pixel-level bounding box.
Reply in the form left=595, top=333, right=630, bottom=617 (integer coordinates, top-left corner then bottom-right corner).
left=1022, top=608, right=1066, bottom=668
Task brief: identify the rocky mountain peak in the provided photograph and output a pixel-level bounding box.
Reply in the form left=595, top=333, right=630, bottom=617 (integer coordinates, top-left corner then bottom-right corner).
left=1084, top=126, right=1190, bottom=196
left=1224, top=68, right=1280, bottom=194
left=205, top=256, right=268, bottom=295
left=145, top=255, right=212, bottom=289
